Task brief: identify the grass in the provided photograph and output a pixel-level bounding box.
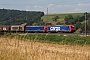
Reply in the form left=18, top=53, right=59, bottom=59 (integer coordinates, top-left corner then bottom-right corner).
left=0, top=36, right=90, bottom=60
left=2, top=33, right=90, bottom=45
left=42, top=13, right=84, bottom=23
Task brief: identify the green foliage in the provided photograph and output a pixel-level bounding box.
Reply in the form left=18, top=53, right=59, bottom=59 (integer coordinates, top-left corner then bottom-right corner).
left=75, top=22, right=81, bottom=29
left=64, top=14, right=85, bottom=24
left=0, top=9, right=44, bottom=25
left=64, top=35, right=86, bottom=45
left=64, top=13, right=90, bottom=33
left=80, top=24, right=84, bottom=33
left=64, top=14, right=74, bottom=24
left=79, top=13, right=90, bottom=33
left=87, top=20, right=90, bottom=33
left=52, top=16, right=59, bottom=22
left=2, top=33, right=90, bottom=45
left=85, top=36, right=90, bottom=45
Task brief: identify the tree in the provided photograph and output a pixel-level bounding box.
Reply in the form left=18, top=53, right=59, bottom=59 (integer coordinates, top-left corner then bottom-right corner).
left=64, top=14, right=73, bottom=24
left=52, top=16, right=59, bottom=22
left=68, top=14, right=73, bottom=19
left=75, top=22, right=81, bottom=30
left=80, top=24, right=84, bottom=33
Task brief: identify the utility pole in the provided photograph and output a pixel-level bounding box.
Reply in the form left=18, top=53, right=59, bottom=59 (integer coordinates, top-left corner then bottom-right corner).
left=47, top=7, right=48, bottom=15
left=85, top=12, right=87, bottom=37
left=47, top=7, right=48, bottom=21
left=46, top=7, right=48, bottom=25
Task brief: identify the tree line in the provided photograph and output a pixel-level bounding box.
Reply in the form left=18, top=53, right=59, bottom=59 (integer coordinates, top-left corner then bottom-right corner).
left=0, top=9, right=44, bottom=25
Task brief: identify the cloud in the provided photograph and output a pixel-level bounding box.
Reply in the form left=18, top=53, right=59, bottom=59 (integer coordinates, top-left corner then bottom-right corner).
left=46, top=4, right=70, bottom=11
left=47, top=4, right=54, bottom=7
left=77, top=3, right=90, bottom=6
left=26, top=6, right=30, bottom=11
left=47, top=4, right=70, bottom=8
left=57, top=4, right=70, bottom=7
left=75, top=8, right=81, bottom=11
left=34, top=5, right=38, bottom=8
left=34, top=5, right=43, bottom=8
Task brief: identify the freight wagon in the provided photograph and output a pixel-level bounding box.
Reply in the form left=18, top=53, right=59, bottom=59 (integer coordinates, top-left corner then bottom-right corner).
left=25, top=26, right=45, bottom=32
left=11, top=25, right=25, bottom=32
left=0, top=26, right=10, bottom=32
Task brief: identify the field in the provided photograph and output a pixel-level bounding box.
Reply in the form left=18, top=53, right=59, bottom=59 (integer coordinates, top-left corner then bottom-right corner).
left=0, top=34, right=90, bottom=60
left=42, top=13, right=84, bottom=24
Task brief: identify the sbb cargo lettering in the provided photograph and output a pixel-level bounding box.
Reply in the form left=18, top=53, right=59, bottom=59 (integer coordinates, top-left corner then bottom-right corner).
left=50, top=27, right=60, bottom=31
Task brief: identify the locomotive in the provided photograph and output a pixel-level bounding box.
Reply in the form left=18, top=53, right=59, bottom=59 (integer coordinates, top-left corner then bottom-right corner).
left=0, top=24, right=75, bottom=33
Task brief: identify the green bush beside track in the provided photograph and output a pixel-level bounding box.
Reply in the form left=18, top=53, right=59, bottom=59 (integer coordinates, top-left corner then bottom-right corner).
left=1, top=33, right=90, bottom=45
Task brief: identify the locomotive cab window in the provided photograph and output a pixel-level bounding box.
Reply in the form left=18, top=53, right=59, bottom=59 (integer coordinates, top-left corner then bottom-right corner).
left=71, top=26, right=74, bottom=28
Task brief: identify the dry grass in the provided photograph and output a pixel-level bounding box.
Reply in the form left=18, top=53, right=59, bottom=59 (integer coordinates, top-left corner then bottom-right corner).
left=0, top=37, right=90, bottom=60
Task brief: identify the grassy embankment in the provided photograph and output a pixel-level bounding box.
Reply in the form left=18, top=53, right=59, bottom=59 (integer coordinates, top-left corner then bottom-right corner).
left=2, top=33, right=90, bottom=45
left=0, top=33, right=90, bottom=60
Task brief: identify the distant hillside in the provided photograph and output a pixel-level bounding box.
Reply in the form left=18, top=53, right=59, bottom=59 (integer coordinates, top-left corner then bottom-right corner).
left=42, top=13, right=84, bottom=25
left=0, top=9, right=44, bottom=25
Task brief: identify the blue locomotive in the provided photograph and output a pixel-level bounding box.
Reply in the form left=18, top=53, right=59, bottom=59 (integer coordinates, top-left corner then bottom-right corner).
left=25, top=25, right=75, bottom=33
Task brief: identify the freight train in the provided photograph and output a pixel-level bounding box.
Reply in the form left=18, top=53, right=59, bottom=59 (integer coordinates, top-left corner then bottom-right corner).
left=0, top=24, right=76, bottom=33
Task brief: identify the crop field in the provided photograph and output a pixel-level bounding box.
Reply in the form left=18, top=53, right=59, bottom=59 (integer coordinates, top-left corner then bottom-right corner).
left=0, top=37, right=90, bottom=60
left=0, top=34, right=90, bottom=60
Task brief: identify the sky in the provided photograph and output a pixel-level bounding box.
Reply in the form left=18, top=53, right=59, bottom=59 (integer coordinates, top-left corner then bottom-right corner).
left=0, top=0, right=90, bottom=14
